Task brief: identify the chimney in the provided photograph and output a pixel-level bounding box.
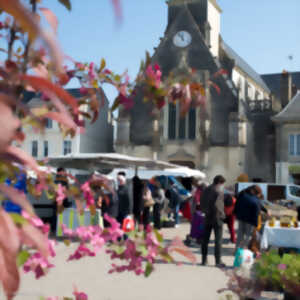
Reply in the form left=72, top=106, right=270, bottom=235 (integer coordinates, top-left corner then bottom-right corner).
left=280, top=70, right=292, bottom=108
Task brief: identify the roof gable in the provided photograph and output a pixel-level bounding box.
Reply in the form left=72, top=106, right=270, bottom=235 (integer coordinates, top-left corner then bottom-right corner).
left=221, top=41, right=270, bottom=93
left=273, top=91, right=300, bottom=122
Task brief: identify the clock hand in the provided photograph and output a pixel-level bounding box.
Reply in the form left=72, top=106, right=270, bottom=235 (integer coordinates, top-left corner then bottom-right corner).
left=179, top=32, right=184, bottom=41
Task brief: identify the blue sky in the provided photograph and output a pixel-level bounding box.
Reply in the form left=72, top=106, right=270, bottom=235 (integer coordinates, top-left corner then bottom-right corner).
left=47, top=0, right=300, bottom=100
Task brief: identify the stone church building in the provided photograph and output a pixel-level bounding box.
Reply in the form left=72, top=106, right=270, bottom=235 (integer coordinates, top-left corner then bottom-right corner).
left=115, top=0, right=300, bottom=184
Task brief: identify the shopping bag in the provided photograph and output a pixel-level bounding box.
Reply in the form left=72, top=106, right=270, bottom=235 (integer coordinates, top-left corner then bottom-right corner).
left=122, top=216, right=135, bottom=232
left=234, top=248, right=254, bottom=268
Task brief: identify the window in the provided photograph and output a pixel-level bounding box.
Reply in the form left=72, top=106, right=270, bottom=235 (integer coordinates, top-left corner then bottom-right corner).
left=46, top=118, right=53, bottom=129
left=63, top=141, right=72, bottom=155
left=290, top=186, right=300, bottom=197
left=32, top=141, right=38, bottom=157
left=168, top=103, right=196, bottom=140
left=44, top=141, right=49, bottom=157
left=289, top=134, right=300, bottom=156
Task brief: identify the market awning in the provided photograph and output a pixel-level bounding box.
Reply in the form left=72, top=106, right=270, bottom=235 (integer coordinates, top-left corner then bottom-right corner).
left=48, top=153, right=179, bottom=171
left=108, top=167, right=206, bottom=180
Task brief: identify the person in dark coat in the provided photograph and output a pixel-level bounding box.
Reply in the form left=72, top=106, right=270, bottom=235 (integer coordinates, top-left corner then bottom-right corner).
left=132, top=175, right=144, bottom=225
left=200, top=175, right=226, bottom=267
left=116, top=174, right=132, bottom=226
left=96, top=181, right=119, bottom=228
left=235, top=185, right=269, bottom=249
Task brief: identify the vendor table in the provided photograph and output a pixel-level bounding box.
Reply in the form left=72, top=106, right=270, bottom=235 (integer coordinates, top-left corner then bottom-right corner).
left=56, top=208, right=103, bottom=237
left=261, top=220, right=300, bottom=249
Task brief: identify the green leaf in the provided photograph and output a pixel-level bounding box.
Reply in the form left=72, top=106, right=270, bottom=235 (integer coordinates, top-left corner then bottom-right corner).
left=159, top=252, right=174, bottom=263
left=145, top=262, right=153, bottom=277
left=110, top=245, right=125, bottom=255
left=58, top=0, right=72, bottom=11
left=10, top=213, right=27, bottom=226
left=17, top=250, right=30, bottom=267
left=154, top=229, right=163, bottom=243
left=137, top=245, right=148, bottom=256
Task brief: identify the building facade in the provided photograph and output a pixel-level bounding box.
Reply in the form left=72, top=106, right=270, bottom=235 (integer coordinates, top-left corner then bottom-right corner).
left=115, top=0, right=281, bottom=184
left=21, top=89, right=114, bottom=160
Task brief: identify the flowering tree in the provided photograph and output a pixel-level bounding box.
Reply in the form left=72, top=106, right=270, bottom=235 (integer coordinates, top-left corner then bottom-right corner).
left=0, top=0, right=226, bottom=299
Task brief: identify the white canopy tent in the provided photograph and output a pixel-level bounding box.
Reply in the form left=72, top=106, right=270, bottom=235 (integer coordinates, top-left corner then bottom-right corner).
left=108, top=167, right=206, bottom=180
left=48, top=153, right=179, bottom=171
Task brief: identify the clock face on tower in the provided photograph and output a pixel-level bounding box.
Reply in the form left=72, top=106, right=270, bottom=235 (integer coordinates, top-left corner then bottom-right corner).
left=173, top=31, right=192, bottom=48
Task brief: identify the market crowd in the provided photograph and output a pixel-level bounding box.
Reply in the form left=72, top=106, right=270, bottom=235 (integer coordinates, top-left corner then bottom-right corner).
left=2, top=167, right=274, bottom=268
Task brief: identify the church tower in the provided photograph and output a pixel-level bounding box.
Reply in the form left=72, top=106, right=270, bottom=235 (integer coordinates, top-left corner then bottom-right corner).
left=167, top=0, right=222, bottom=58
left=116, top=0, right=248, bottom=184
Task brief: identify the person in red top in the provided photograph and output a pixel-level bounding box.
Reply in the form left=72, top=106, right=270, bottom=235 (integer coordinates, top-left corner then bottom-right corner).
left=224, top=193, right=237, bottom=243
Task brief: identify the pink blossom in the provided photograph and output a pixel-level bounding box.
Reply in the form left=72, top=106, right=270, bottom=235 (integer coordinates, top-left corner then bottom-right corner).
left=56, top=184, right=66, bottom=206
left=21, top=211, right=50, bottom=235
left=23, top=252, right=54, bottom=279
left=73, top=286, right=88, bottom=300
left=80, top=182, right=95, bottom=207
left=80, top=87, right=88, bottom=95
left=146, top=64, right=162, bottom=88
left=278, top=263, right=287, bottom=270
left=103, top=214, right=123, bottom=242
left=88, top=62, right=96, bottom=80
left=62, top=223, right=75, bottom=238
left=104, top=69, right=112, bottom=75
left=118, top=94, right=133, bottom=110
left=68, top=244, right=96, bottom=261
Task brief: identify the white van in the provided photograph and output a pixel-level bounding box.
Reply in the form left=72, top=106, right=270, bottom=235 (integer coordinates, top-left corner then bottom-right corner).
left=236, top=182, right=300, bottom=207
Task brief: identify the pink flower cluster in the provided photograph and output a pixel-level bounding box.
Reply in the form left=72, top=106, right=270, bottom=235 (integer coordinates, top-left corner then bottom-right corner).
left=23, top=252, right=54, bottom=279
left=145, top=64, right=162, bottom=89
left=80, top=182, right=95, bottom=207
left=62, top=214, right=123, bottom=261
left=56, top=184, right=66, bottom=206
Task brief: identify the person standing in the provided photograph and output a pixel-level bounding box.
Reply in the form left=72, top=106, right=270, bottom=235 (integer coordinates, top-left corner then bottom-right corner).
left=142, top=181, right=155, bottom=229
left=200, top=175, right=226, bottom=267
left=167, top=183, right=183, bottom=228
left=116, top=174, right=131, bottom=226
left=150, top=178, right=165, bottom=230
left=234, top=185, right=268, bottom=250
left=132, top=175, right=144, bottom=225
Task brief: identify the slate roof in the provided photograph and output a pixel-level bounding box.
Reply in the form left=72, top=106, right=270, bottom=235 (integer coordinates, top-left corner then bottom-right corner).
left=261, top=72, right=300, bottom=99
left=221, top=41, right=271, bottom=93
left=272, top=91, right=300, bottom=122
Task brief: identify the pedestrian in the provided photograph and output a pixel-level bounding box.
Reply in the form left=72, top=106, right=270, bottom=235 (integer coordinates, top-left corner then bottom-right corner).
left=132, top=175, right=144, bottom=225
left=142, top=181, right=155, bottom=229
left=166, top=183, right=183, bottom=228
left=224, top=193, right=236, bottom=243
left=116, top=174, right=132, bottom=226
left=149, top=178, right=165, bottom=230
left=234, top=185, right=269, bottom=250
left=200, top=175, right=226, bottom=267
left=95, top=180, right=119, bottom=228
left=192, top=181, right=207, bottom=215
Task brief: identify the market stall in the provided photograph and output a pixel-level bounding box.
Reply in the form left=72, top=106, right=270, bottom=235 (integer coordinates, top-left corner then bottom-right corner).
left=261, top=220, right=300, bottom=249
